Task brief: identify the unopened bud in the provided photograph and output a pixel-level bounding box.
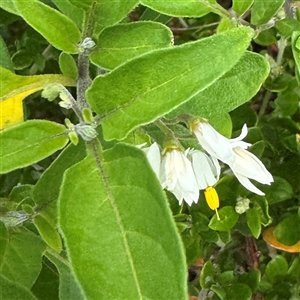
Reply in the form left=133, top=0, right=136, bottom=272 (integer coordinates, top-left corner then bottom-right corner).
left=75, top=123, right=98, bottom=141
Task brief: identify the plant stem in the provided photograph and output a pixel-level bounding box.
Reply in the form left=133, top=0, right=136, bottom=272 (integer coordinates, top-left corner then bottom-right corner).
left=258, top=90, right=272, bottom=120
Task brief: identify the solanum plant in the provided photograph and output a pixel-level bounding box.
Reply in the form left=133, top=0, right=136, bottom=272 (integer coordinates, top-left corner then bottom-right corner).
left=0, top=1, right=300, bottom=299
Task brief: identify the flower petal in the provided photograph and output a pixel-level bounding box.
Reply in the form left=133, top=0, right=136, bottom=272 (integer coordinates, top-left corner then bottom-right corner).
left=191, top=150, right=219, bottom=189
left=232, top=147, right=273, bottom=184
left=143, top=142, right=161, bottom=178
left=233, top=171, right=265, bottom=196
left=193, top=122, right=235, bottom=165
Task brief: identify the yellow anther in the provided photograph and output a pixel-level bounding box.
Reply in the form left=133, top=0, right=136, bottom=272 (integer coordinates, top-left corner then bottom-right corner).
left=204, top=186, right=220, bottom=220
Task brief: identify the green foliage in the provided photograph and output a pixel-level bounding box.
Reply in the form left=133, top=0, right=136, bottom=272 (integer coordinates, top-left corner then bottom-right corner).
left=1, top=0, right=300, bottom=299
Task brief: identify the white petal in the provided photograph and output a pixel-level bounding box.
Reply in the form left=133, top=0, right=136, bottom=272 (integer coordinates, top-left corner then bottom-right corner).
left=229, top=125, right=251, bottom=149
left=231, top=147, right=274, bottom=184
left=191, top=151, right=219, bottom=189
left=193, top=122, right=235, bottom=165
left=144, top=142, right=161, bottom=178
left=233, top=172, right=265, bottom=196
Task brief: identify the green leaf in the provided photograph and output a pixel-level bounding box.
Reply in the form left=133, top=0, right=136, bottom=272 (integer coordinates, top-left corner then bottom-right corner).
left=0, top=120, right=69, bottom=174
left=246, top=208, right=261, bottom=238
left=0, top=230, right=46, bottom=289
left=292, top=31, right=300, bottom=74
left=209, top=206, right=239, bottom=231
left=232, top=0, right=254, bottom=16
left=276, top=18, right=300, bottom=38
left=252, top=196, right=272, bottom=226
left=224, top=283, right=252, bottom=300
left=12, top=0, right=81, bottom=53
left=68, top=0, right=139, bottom=35
left=265, top=255, right=288, bottom=284
left=274, top=214, right=300, bottom=246
left=0, top=275, right=38, bottom=300
left=33, top=214, right=62, bottom=253
left=0, top=35, right=14, bottom=72
left=237, top=269, right=261, bottom=292
left=59, top=52, right=78, bottom=79
left=0, top=222, right=8, bottom=266
left=51, top=0, right=84, bottom=29
left=172, top=51, right=269, bottom=120
left=251, top=0, right=284, bottom=26
left=254, top=28, right=277, bottom=46
left=58, top=143, right=188, bottom=299
left=200, top=261, right=216, bottom=288
left=87, top=27, right=253, bottom=140
left=211, top=284, right=226, bottom=300
left=90, top=21, right=173, bottom=70
left=141, top=0, right=219, bottom=17
left=46, top=252, right=85, bottom=300
left=264, top=176, right=294, bottom=205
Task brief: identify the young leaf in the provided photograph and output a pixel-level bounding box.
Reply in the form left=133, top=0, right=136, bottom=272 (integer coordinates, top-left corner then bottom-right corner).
left=90, top=21, right=173, bottom=70
left=87, top=27, right=253, bottom=140
left=12, top=0, right=81, bottom=53
left=141, top=0, right=219, bottom=17
left=246, top=208, right=261, bottom=238
left=59, top=52, right=78, bottom=79
left=251, top=0, right=285, bottom=26
left=265, top=255, right=288, bottom=284
left=232, top=0, right=254, bottom=16
left=0, top=230, right=46, bottom=289
left=292, top=31, right=300, bottom=74
left=0, top=120, right=69, bottom=174
left=58, top=143, right=188, bottom=299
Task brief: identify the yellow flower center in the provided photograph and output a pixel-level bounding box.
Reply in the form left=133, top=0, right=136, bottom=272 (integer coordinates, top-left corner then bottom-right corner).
left=204, top=186, right=220, bottom=220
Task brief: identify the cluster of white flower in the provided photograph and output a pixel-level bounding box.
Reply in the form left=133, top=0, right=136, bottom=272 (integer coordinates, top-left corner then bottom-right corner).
left=143, top=120, right=273, bottom=208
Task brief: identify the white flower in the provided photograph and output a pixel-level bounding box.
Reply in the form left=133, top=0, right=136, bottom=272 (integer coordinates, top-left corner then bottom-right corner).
left=142, top=142, right=161, bottom=178
left=192, top=121, right=273, bottom=195
left=160, top=148, right=199, bottom=206
left=189, top=150, right=220, bottom=189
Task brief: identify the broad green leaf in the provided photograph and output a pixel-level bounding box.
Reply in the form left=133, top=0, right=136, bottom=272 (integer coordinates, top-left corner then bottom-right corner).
left=90, top=21, right=173, bottom=70
left=140, top=7, right=172, bottom=24
left=264, top=176, right=293, bottom=204
left=68, top=0, right=139, bottom=35
left=0, top=36, right=14, bottom=72
left=265, top=255, right=288, bottom=284
left=200, top=261, right=215, bottom=288
left=274, top=214, right=300, bottom=246
left=58, top=143, right=188, bottom=299
left=141, top=0, right=220, bottom=17
left=0, top=67, right=75, bottom=129
left=59, top=52, right=78, bottom=79
left=12, top=0, right=81, bottom=53
left=0, top=120, right=69, bottom=174
left=292, top=31, right=300, bottom=74
left=0, top=230, right=46, bottom=289
left=254, top=28, right=277, bottom=46
left=87, top=27, right=253, bottom=140
left=232, top=0, right=254, bottom=16
left=287, top=257, right=300, bottom=281
left=171, top=51, right=269, bottom=120
left=246, top=208, right=261, bottom=238
left=0, top=275, right=38, bottom=300
left=46, top=251, right=85, bottom=300
left=209, top=206, right=239, bottom=231
left=33, top=214, right=62, bottom=253
left=33, top=141, right=86, bottom=223
left=251, top=0, right=285, bottom=26
left=51, top=0, right=84, bottom=29
left=224, top=283, right=252, bottom=300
